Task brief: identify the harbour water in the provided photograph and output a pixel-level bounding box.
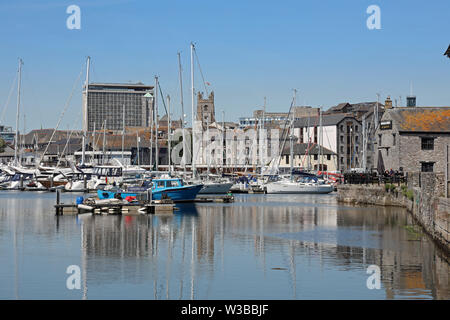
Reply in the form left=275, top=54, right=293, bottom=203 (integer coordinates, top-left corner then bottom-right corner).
left=0, top=191, right=448, bottom=300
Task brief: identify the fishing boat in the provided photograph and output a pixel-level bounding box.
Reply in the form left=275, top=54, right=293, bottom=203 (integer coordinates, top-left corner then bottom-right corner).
left=97, top=178, right=203, bottom=202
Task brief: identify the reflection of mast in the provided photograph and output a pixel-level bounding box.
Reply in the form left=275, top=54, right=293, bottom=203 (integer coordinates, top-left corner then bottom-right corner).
left=289, top=241, right=297, bottom=299
left=178, top=217, right=186, bottom=299
left=190, top=218, right=195, bottom=299
left=81, top=219, right=88, bottom=300
left=13, top=206, right=19, bottom=299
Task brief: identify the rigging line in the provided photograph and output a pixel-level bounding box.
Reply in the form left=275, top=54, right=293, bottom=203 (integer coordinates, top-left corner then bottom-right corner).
left=193, top=47, right=209, bottom=96
left=38, top=67, right=83, bottom=166
left=157, top=81, right=169, bottom=116
left=56, top=110, right=82, bottom=168
left=0, top=72, right=18, bottom=125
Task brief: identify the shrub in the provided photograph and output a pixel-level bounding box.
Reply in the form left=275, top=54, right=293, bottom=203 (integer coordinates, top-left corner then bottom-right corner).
left=406, top=190, right=414, bottom=201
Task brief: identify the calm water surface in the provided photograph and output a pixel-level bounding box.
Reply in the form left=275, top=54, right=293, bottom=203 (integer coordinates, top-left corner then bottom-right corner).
left=0, top=191, right=448, bottom=299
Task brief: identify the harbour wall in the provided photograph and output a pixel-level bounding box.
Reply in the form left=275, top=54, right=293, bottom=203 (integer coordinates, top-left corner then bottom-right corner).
left=337, top=172, right=450, bottom=253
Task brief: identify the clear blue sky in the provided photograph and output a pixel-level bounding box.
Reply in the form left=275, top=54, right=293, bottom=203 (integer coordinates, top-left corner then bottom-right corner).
left=0, top=0, right=449, bottom=131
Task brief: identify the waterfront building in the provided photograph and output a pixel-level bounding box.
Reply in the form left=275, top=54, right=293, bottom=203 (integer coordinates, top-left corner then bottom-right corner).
left=374, top=106, right=450, bottom=174
left=0, top=125, right=15, bottom=144
left=239, top=106, right=319, bottom=129
left=279, top=143, right=338, bottom=172
left=293, top=113, right=362, bottom=172
left=84, top=83, right=154, bottom=132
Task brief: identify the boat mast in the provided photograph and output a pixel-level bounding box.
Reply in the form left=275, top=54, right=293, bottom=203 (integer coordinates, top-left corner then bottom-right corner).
left=81, top=56, right=90, bottom=166
left=190, top=43, right=196, bottom=179
left=178, top=52, right=187, bottom=177
left=14, top=58, right=23, bottom=166
left=122, top=104, right=125, bottom=165
left=102, top=119, right=106, bottom=164
left=319, top=107, right=323, bottom=172
left=290, top=90, right=296, bottom=181
left=155, top=76, right=159, bottom=171
left=167, top=94, right=171, bottom=174
left=222, top=110, right=225, bottom=174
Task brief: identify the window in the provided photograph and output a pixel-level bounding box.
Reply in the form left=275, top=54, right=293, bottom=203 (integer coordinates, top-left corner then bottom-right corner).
left=421, top=162, right=434, bottom=172
left=327, top=154, right=331, bottom=160
left=314, top=154, right=318, bottom=160
left=421, top=137, right=434, bottom=150
left=285, top=155, right=289, bottom=164
left=392, top=133, right=396, bottom=146
left=340, top=135, right=344, bottom=143
left=355, top=125, right=359, bottom=132
left=378, top=134, right=382, bottom=145
left=340, top=157, right=344, bottom=164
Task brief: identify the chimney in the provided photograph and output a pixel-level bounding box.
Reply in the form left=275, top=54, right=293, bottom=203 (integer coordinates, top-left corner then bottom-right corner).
left=406, top=96, right=416, bottom=107
left=385, top=96, right=393, bottom=109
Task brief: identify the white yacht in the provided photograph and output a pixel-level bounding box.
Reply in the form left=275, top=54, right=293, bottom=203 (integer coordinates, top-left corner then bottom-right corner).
left=265, top=175, right=334, bottom=194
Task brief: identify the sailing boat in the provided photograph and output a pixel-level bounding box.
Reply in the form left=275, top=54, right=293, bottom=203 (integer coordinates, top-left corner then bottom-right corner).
left=186, top=43, right=233, bottom=194
left=265, top=92, right=333, bottom=194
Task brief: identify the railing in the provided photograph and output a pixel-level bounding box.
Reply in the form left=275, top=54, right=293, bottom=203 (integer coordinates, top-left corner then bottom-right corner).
left=343, top=172, right=407, bottom=185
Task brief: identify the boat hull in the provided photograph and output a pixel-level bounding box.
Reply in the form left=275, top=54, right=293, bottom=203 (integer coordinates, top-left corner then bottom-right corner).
left=266, top=182, right=334, bottom=194
left=198, top=182, right=233, bottom=194
left=97, top=184, right=203, bottom=202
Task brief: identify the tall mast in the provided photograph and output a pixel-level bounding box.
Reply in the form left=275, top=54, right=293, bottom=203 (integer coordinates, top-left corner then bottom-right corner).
left=222, top=110, right=225, bottom=173
left=122, top=104, right=125, bottom=165
left=167, top=94, right=171, bottom=174
left=81, top=56, right=90, bottom=165
left=178, top=52, right=187, bottom=176
left=102, top=119, right=106, bottom=164
left=290, top=90, right=296, bottom=180
left=14, top=58, right=23, bottom=166
left=190, top=43, right=196, bottom=178
left=155, top=76, right=159, bottom=171
left=136, top=131, right=140, bottom=167
left=319, top=107, right=323, bottom=172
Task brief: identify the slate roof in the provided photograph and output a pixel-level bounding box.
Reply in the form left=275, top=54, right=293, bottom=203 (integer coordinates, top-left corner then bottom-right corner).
left=388, top=107, right=450, bottom=133
left=294, top=113, right=358, bottom=127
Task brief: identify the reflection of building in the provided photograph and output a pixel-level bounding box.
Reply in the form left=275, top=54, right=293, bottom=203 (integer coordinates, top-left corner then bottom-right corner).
left=85, top=83, right=154, bottom=132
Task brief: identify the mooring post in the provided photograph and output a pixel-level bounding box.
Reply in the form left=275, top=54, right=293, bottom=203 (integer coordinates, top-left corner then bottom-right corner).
left=56, top=189, right=61, bottom=215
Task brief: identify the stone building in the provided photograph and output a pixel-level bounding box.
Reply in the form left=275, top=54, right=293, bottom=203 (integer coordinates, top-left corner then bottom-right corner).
left=196, top=91, right=215, bottom=127
left=374, top=107, right=450, bottom=173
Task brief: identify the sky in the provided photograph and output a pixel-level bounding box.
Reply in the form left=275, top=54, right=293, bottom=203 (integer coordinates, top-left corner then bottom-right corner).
left=0, top=0, right=449, bottom=132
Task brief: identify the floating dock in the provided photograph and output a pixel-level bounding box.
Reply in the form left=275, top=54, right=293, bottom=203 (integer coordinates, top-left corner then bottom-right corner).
left=55, top=202, right=174, bottom=215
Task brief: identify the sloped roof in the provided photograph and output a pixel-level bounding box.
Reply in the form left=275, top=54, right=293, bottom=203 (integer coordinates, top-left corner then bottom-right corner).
left=294, top=113, right=357, bottom=127
left=388, top=107, right=450, bottom=132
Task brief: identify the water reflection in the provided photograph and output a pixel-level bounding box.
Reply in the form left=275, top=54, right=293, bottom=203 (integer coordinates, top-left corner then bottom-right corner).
left=0, top=192, right=448, bottom=299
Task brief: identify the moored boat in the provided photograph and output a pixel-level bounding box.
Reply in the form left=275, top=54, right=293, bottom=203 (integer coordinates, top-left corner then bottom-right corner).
left=97, top=178, right=203, bottom=202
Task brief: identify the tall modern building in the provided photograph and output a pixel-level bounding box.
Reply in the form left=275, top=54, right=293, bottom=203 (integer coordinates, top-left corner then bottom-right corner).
left=84, top=83, right=154, bottom=132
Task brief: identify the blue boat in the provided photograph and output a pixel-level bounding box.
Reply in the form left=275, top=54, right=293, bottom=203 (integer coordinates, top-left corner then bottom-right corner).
left=97, top=178, right=203, bottom=202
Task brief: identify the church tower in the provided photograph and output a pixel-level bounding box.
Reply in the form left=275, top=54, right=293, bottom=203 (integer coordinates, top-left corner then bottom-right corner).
left=196, top=91, right=216, bottom=127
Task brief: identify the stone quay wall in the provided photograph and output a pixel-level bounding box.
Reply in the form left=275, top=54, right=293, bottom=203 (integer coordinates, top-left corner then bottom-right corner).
left=337, top=173, right=449, bottom=252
